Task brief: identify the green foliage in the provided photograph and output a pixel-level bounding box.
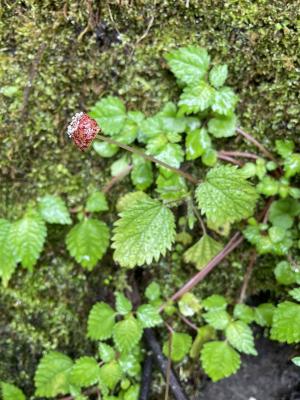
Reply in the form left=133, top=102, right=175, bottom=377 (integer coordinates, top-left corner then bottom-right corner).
left=87, top=302, right=116, bottom=341
left=184, top=234, right=223, bottom=270
left=163, top=332, right=192, bottom=362
left=145, top=282, right=161, bottom=301
left=99, top=361, right=122, bottom=390
left=289, top=288, right=300, bottom=302
left=0, top=219, right=17, bottom=286
left=66, top=218, right=109, bottom=270
left=225, top=321, right=257, bottom=355
left=85, top=192, right=108, bottom=213
left=208, top=113, right=237, bottom=138
left=274, top=261, right=300, bottom=285
left=34, top=352, right=73, bottom=397
left=233, top=304, right=255, bottom=324
left=292, top=357, right=300, bottom=367
left=38, top=195, right=71, bottom=224
left=136, top=304, right=163, bottom=328
left=200, top=341, right=241, bottom=382
left=115, top=292, right=133, bottom=315
left=254, top=303, right=275, bottom=327
left=203, top=310, right=231, bottom=330
left=112, top=196, right=175, bottom=268
left=98, top=343, right=116, bottom=363
left=202, top=295, right=228, bottom=311
left=9, top=208, right=47, bottom=271
left=209, top=64, right=228, bottom=88
left=196, top=165, right=258, bottom=225
left=70, top=357, right=100, bottom=387
left=1, top=383, right=26, bottom=400
left=178, top=293, right=201, bottom=317
left=179, top=82, right=215, bottom=114
left=113, top=316, right=143, bottom=354
left=89, top=96, right=126, bottom=135
left=271, top=301, right=300, bottom=344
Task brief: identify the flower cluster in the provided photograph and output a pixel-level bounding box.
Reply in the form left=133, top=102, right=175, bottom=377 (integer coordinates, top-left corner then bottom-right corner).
left=67, top=113, right=99, bottom=150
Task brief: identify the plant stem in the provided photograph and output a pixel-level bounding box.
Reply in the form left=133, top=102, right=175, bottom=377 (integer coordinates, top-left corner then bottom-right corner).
left=178, top=313, right=198, bottom=331
left=236, top=127, right=277, bottom=162
left=217, top=153, right=243, bottom=166
left=103, top=164, right=133, bottom=193
left=160, top=232, right=244, bottom=308
left=219, top=150, right=259, bottom=160
left=191, top=203, right=207, bottom=235
left=96, top=133, right=198, bottom=184
left=238, top=250, right=257, bottom=303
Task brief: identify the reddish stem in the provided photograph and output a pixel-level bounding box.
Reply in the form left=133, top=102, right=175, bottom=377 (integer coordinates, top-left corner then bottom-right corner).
left=236, top=127, right=277, bottom=162
left=238, top=250, right=257, bottom=303
left=217, top=153, right=243, bottom=166
left=219, top=150, right=259, bottom=160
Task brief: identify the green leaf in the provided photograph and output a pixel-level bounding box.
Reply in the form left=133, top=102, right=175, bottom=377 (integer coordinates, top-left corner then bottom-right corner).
left=292, top=357, right=300, bottom=367
left=66, top=218, right=109, bottom=270
left=70, top=357, right=100, bottom=387
left=179, top=81, right=215, bottom=114
left=190, top=325, right=216, bottom=359
left=202, top=294, right=228, bottom=311
left=119, top=354, right=141, bottom=377
left=123, top=384, right=140, bottom=400
left=202, top=148, right=218, bottom=167
left=156, top=172, right=187, bottom=201
left=163, top=332, right=192, bottom=362
left=93, top=141, right=119, bottom=158
left=254, top=303, right=275, bottom=327
left=178, top=293, right=201, bottom=317
left=34, top=352, right=73, bottom=397
left=154, top=143, right=184, bottom=169
left=186, top=128, right=211, bottom=160
left=200, top=341, right=241, bottom=382
left=115, top=292, right=132, bottom=315
left=212, top=87, right=238, bottom=115
left=145, top=282, right=161, bottom=301
left=86, top=192, right=108, bottom=213
left=225, top=321, right=257, bottom=355
left=112, top=196, right=175, bottom=268
left=89, top=96, right=126, bottom=135
left=271, top=301, right=300, bottom=344
left=269, top=198, right=300, bottom=229
left=137, top=304, right=163, bottom=327
left=275, top=140, right=295, bottom=159
left=113, top=316, right=143, bottom=353
left=284, top=153, right=300, bottom=178
left=289, top=288, right=300, bottom=302
left=203, top=310, right=231, bottom=330
left=111, top=156, right=130, bottom=177
left=131, top=155, right=153, bottom=190
left=274, top=261, right=299, bottom=285
left=117, top=119, right=138, bottom=144
left=98, top=343, right=116, bottom=363
left=87, top=302, right=116, bottom=340
left=116, top=191, right=149, bottom=213
left=209, top=64, right=228, bottom=88
left=0, top=219, right=17, bottom=286
left=233, top=304, right=255, bottom=324
left=208, top=113, right=237, bottom=138
left=99, top=361, right=122, bottom=390
left=1, top=383, right=26, bottom=400
left=184, top=235, right=223, bottom=270
left=9, top=209, right=47, bottom=271
left=165, top=46, right=210, bottom=85
left=196, top=165, right=258, bottom=225
left=38, top=195, right=71, bottom=224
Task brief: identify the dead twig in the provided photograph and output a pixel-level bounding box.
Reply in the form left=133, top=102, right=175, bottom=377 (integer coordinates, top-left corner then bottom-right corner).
left=238, top=251, right=257, bottom=303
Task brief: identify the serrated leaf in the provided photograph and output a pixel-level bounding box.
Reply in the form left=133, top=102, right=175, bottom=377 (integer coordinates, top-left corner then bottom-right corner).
left=89, top=96, right=126, bottom=135
left=99, top=361, right=122, bottom=390
left=34, top=352, right=73, bottom=397
left=269, top=198, right=300, bottom=229
left=202, top=294, right=228, bottom=311
left=274, top=261, right=299, bottom=285
left=66, top=218, right=109, bottom=270
left=137, top=304, right=163, bottom=327
left=131, top=155, right=153, bottom=190
left=201, top=341, right=241, bottom=382
left=145, top=282, right=161, bottom=301
left=289, top=288, right=300, bottom=302
left=165, top=46, right=210, bottom=85
left=178, top=293, right=201, bottom=317
left=156, top=172, right=187, bottom=201
left=113, top=316, right=143, bottom=353
left=225, top=321, right=257, bottom=355
left=9, top=209, right=47, bottom=271
left=208, top=113, right=237, bottom=138
left=86, top=192, right=108, bottom=212
left=38, top=195, right=71, bottom=224
left=275, top=140, right=295, bottom=159
left=179, top=82, right=215, bottom=114
left=0, top=219, right=17, bottom=286
left=70, top=357, right=100, bottom=387
left=212, top=87, right=238, bottom=115
left=196, top=165, right=258, bottom=225
left=233, top=304, right=255, bottom=324
left=163, top=332, right=192, bottom=362
left=93, top=141, right=119, bottom=158
left=87, top=302, right=116, bottom=340
left=203, top=310, right=231, bottom=330
left=271, top=301, right=300, bottom=344
left=1, top=382, right=26, bottom=400
left=116, top=191, right=149, bottom=213
left=119, top=354, right=141, bottom=377
left=186, top=128, right=211, bottom=160
left=98, top=343, right=115, bottom=363
left=112, top=196, right=175, bottom=268
left=115, top=292, right=132, bottom=315
left=154, top=143, right=184, bottom=169
left=209, top=64, right=228, bottom=88
left=184, top=235, right=223, bottom=270
left=254, top=303, right=275, bottom=327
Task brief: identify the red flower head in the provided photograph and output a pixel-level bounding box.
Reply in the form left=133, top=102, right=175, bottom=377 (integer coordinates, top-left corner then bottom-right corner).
left=67, top=112, right=100, bottom=151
